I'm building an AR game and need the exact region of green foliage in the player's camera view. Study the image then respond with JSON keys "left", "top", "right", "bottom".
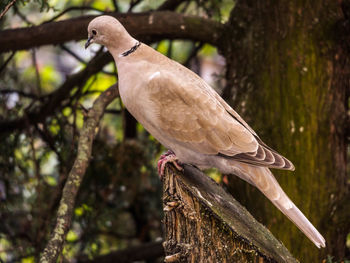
{"left": 0, "top": 0, "right": 51, "bottom": 14}
{"left": 20, "top": 0, "right": 51, "bottom": 12}
{"left": 0, "top": 0, "right": 243, "bottom": 262}
{"left": 63, "top": 138, "right": 163, "bottom": 260}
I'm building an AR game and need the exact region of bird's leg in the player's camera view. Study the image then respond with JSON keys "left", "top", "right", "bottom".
{"left": 157, "top": 150, "right": 183, "bottom": 178}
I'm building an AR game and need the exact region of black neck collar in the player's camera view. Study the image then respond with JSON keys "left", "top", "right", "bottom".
{"left": 120, "top": 41, "right": 141, "bottom": 57}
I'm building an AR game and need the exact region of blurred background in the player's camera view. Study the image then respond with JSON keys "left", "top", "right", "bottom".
{"left": 0, "top": 0, "right": 349, "bottom": 262}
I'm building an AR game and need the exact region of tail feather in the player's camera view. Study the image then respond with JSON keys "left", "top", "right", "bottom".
{"left": 227, "top": 162, "right": 326, "bottom": 248}
{"left": 272, "top": 199, "right": 326, "bottom": 248}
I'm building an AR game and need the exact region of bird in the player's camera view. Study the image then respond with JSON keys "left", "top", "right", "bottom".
{"left": 85, "top": 15, "right": 326, "bottom": 248}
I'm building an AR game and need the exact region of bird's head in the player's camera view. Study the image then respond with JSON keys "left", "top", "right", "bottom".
{"left": 85, "top": 15, "right": 130, "bottom": 49}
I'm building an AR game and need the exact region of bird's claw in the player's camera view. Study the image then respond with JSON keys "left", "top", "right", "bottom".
{"left": 157, "top": 150, "right": 183, "bottom": 179}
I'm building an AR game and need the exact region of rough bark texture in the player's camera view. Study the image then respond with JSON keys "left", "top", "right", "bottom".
{"left": 162, "top": 164, "right": 298, "bottom": 263}
{"left": 39, "top": 84, "right": 119, "bottom": 263}
{"left": 0, "top": 11, "right": 224, "bottom": 53}
{"left": 221, "top": 1, "right": 349, "bottom": 262}
{"left": 1, "top": 3, "right": 346, "bottom": 262}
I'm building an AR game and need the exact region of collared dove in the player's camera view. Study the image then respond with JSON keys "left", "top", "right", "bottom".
{"left": 85, "top": 15, "right": 326, "bottom": 248}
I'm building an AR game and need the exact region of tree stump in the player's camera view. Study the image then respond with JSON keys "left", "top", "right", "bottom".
{"left": 162, "top": 164, "right": 298, "bottom": 263}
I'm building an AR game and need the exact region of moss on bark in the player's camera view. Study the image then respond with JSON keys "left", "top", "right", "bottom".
{"left": 222, "top": 1, "right": 349, "bottom": 262}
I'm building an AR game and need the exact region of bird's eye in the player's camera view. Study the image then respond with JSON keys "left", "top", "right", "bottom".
{"left": 92, "top": 29, "right": 97, "bottom": 35}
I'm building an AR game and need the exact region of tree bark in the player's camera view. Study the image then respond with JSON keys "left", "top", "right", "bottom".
{"left": 1, "top": 3, "right": 347, "bottom": 262}
{"left": 221, "top": 1, "right": 350, "bottom": 262}
{"left": 162, "top": 164, "right": 298, "bottom": 263}
{"left": 39, "top": 84, "right": 119, "bottom": 263}
{"left": 0, "top": 11, "right": 224, "bottom": 53}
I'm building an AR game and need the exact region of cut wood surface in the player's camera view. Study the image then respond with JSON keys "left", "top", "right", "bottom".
{"left": 162, "top": 164, "right": 298, "bottom": 263}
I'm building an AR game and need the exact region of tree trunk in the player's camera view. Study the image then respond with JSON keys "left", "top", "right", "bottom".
{"left": 162, "top": 164, "right": 298, "bottom": 263}
{"left": 221, "top": 1, "right": 349, "bottom": 262}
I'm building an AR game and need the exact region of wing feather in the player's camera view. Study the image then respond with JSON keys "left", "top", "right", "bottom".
{"left": 147, "top": 71, "right": 294, "bottom": 170}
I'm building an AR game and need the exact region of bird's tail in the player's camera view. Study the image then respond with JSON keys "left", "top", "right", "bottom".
{"left": 230, "top": 163, "right": 326, "bottom": 248}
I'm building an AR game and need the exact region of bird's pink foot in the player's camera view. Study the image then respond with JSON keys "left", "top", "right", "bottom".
{"left": 157, "top": 150, "right": 183, "bottom": 178}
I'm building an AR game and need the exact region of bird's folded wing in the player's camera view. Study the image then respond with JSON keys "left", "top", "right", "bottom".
{"left": 147, "top": 72, "right": 294, "bottom": 170}
{"left": 211, "top": 92, "right": 294, "bottom": 170}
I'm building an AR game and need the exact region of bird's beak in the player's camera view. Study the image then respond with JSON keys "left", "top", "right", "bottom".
{"left": 85, "top": 35, "right": 93, "bottom": 49}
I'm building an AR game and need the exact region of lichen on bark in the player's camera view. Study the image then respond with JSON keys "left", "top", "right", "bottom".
{"left": 39, "top": 85, "right": 119, "bottom": 263}
{"left": 222, "top": 1, "right": 349, "bottom": 261}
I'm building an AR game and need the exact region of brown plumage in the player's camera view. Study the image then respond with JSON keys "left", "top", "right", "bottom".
{"left": 85, "top": 15, "right": 325, "bottom": 248}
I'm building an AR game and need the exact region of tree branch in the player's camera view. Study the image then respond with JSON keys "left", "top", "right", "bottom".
{"left": 0, "top": 51, "right": 112, "bottom": 133}
{"left": 157, "top": 0, "right": 186, "bottom": 11}
{"left": 0, "top": 11, "right": 224, "bottom": 134}
{"left": 0, "top": 0, "right": 17, "bottom": 20}
{"left": 0, "top": 51, "right": 15, "bottom": 74}
{"left": 39, "top": 84, "right": 119, "bottom": 263}
{"left": 162, "top": 164, "right": 299, "bottom": 263}
{"left": 42, "top": 6, "right": 104, "bottom": 24}
{"left": 0, "top": 11, "right": 225, "bottom": 53}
